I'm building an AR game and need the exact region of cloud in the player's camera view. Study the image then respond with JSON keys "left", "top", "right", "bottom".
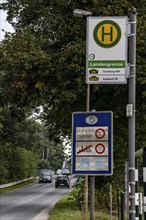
{"left": 0, "top": 10, "right": 14, "bottom": 40}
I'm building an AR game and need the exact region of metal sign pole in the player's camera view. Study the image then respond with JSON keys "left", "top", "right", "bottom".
{"left": 90, "top": 176, "right": 95, "bottom": 220}
{"left": 125, "top": 161, "right": 129, "bottom": 220}
{"left": 85, "top": 85, "right": 96, "bottom": 220}
{"left": 84, "top": 83, "right": 90, "bottom": 220}
{"left": 110, "top": 184, "right": 112, "bottom": 220}
{"left": 143, "top": 148, "right": 146, "bottom": 219}
{"left": 135, "top": 147, "right": 146, "bottom": 219}
{"left": 90, "top": 109, "right": 96, "bottom": 220}
{"left": 135, "top": 157, "right": 139, "bottom": 219}
{"left": 128, "top": 13, "right": 136, "bottom": 220}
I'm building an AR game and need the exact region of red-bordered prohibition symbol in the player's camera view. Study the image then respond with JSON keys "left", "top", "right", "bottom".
{"left": 95, "top": 128, "right": 105, "bottom": 139}
{"left": 95, "top": 143, "right": 105, "bottom": 154}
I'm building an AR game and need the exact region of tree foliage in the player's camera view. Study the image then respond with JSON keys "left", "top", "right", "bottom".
{"left": 0, "top": 107, "right": 64, "bottom": 183}
{"left": 0, "top": 0, "right": 146, "bottom": 196}
{"left": 0, "top": 142, "right": 39, "bottom": 183}
{"left": 0, "top": 32, "right": 51, "bottom": 107}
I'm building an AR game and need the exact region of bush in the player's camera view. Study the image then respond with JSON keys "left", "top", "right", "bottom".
{"left": 0, "top": 143, "right": 13, "bottom": 184}
{"left": 0, "top": 144, "right": 39, "bottom": 184}
{"left": 67, "top": 179, "right": 84, "bottom": 210}
{"left": 14, "top": 148, "right": 39, "bottom": 179}
{"left": 67, "top": 178, "right": 120, "bottom": 212}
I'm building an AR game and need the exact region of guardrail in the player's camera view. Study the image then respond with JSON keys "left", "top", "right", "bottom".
{"left": 0, "top": 177, "right": 34, "bottom": 189}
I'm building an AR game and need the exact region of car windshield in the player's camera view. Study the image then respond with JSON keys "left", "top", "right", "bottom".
{"left": 44, "top": 174, "right": 50, "bottom": 177}
{"left": 58, "top": 176, "right": 67, "bottom": 180}
{"left": 62, "top": 169, "right": 69, "bottom": 173}
{"left": 41, "top": 173, "right": 50, "bottom": 177}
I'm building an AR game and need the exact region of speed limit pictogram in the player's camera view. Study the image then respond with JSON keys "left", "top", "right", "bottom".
{"left": 95, "top": 128, "right": 105, "bottom": 139}
{"left": 95, "top": 143, "right": 105, "bottom": 154}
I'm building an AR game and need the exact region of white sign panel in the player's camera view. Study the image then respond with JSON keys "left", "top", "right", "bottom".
{"left": 86, "top": 16, "right": 128, "bottom": 84}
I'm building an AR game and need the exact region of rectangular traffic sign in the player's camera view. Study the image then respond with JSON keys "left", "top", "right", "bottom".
{"left": 86, "top": 16, "right": 128, "bottom": 84}
{"left": 72, "top": 111, "right": 113, "bottom": 175}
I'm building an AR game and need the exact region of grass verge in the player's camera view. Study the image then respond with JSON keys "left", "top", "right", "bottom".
{"left": 0, "top": 178, "right": 36, "bottom": 194}
{"left": 49, "top": 194, "right": 117, "bottom": 220}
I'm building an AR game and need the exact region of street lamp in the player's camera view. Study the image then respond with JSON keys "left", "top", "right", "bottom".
{"left": 73, "top": 8, "right": 94, "bottom": 220}
{"left": 73, "top": 9, "right": 92, "bottom": 18}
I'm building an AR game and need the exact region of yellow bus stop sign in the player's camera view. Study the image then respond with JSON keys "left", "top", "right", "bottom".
{"left": 93, "top": 20, "right": 122, "bottom": 48}
{"left": 86, "top": 16, "right": 128, "bottom": 84}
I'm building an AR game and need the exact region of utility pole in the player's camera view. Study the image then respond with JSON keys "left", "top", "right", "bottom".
{"left": 128, "top": 13, "right": 136, "bottom": 220}
{"left": 73, "top": 10, "right": 92, "bottom": 220}
{"left": 84, "top": 83, "right": 90, "bottom": 220}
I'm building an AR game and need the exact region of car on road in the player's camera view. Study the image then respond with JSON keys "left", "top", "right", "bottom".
{"left": 55, "top": 175, "right": 70, "bottom": 188}
{"left": 39, "top": 173, "right": 52, "bottom": 183}
{"left": 56, "top": 168, "right": 70, "bottom": 175}
{"left": 62, "top": 169, "right": 70, "bottom": 175}
{"left": 56, "top": 169, "right": 63, "bottom": 175}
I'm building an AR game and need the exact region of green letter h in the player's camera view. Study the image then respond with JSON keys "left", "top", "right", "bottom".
{"left": 102, "top": 26, "right": 113, "bottom": 42}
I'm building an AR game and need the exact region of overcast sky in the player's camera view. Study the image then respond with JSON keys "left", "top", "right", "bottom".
{"left": 0, "top": 7, "right": 14, "bottom": 40}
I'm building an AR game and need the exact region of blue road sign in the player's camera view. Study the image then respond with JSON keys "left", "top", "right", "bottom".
{"left": 72, "top": 111, "right": 113, "bottom": 175}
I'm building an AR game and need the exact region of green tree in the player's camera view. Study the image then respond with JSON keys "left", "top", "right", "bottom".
{"left": 0, "top": 32, "right": 51, "bottom": 108}
{"left": 0, "top": 106, "right": 46, "bottom": 183}
{"left": 0, "top": 0, "right": 145, "bottom": 141}
{"left": 0, "top": 0, "right": 145, "bottom": 204}
{"left": 38, "top": 141, "right": 64, "bottom": 171}
{"left": 0, "top": 142, "right": 39, "bottom": 183}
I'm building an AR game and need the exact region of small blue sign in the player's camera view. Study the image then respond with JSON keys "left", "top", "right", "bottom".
{"left": 72, "top": 111, "right": 113, "bottom": 175}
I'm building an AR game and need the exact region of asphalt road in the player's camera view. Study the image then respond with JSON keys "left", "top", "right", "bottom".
{"left": 0, "top": 176, "right": 76, "bottom": 220}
